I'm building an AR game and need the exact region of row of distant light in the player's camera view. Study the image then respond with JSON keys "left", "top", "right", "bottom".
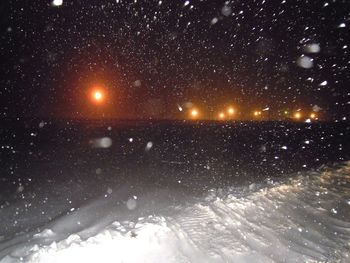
{"left": 189, "top": 107, "right": 318, "bottom": 120}
{"left": 189, "top": 107, "right": 237, "bottom": 119}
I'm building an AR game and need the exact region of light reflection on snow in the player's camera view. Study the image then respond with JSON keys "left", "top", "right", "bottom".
{"left": 26, "top": 222, "right": 186, "bottom": 263}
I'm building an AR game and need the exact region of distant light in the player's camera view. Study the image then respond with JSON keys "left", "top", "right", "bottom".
{"left": 90, "top": 88, "right": 105, "bottom": 104}
{"left": 294, "top": 112, "right": 301, "bottom": 119}
{"left": 310, "top": 113, "right": 316, "bottom": 119}
{"left": 284, "top": 111, "right": 288, "bottom": 115}
{"left": 52, "top": 0, "right": 63, "bottom": 6}
{"left": 190, "top": 109, "right": 198, "bottom": 118}
{"left": 227, "top": 107, "right": 235, "bottom": 115}
{"left": 219, "top": 112, "right": 225, "bottom": 119}
{"left": 338, "top": 23, "right": 346, "bottom": 28}
{"left": 254, "top": 111, "right": 261, "bottom": 117}
{"left": 94, "top": 91, "right": 103, "bottom": 101}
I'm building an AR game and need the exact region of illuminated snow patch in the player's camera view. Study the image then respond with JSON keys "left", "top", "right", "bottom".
{"left": 18, "top": 219, "right": 192, "bottom": 263}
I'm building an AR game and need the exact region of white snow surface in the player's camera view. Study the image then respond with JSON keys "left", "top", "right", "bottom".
{"left": 1, "top": 163, "right": 350, "bottom": 263}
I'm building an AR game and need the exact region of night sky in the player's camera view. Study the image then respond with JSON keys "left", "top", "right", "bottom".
{"left": 1, "top": 0, "right": 349, "bottom": 120}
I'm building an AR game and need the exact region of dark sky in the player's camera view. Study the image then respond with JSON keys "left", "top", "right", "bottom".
{"left": 0, "top": 0, "right": 349, "bottom": 120}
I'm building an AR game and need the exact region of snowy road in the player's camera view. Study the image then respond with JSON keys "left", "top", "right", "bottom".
{"left": 1, "top": 162, "right": 349, "bottom": 263}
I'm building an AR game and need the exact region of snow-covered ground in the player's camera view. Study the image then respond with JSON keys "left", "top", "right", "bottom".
{"left": 1, "top": 162, "right": 349, "bottom": 263}
{"left": 0, "top": 121, "right": 349, "bottom": 262}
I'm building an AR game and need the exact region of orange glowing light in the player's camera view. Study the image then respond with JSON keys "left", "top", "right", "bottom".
{"left": 190, "top": 109, "right": 199, "bottom": 118}
{"left": 227, "top": 107, "right": 235, "bottom": 115}
{"left": 254, "top": 111, "right": 261, "bottom": 117}
{"left": 219, "top": 112, "right": 225, "bottom": 119}
{"left": 310, "top": 113, "right": 316, "bottom": 119}
{"left": 94, "top": 91, "right": 102, "bottom": 100}
{"left": 294, "top": 112, "right": 301, "bottom": 119}
{"left": 91, "top": 89, "right": 105, "bottom": 103}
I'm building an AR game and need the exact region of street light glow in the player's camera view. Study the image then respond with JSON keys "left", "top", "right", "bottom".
{"left": 94, "top": 91, "right": 103, "bottom": 101}
{"left": 219, "top": 112, "right": 225, "bottom": 119}
{"left": 227, "top": 107, "right": 235, "bottom": 115}
{"left": 254, "top": 111, "right": 262, "bottom": 117}
{"left": 90, "top": 88, "right": 105, "bottom": 104}
{"left": 294, "top": 112, "right": 301, "bottom": 119}
{"left": 190, "top": 109, "right": 198, "bottom": 118}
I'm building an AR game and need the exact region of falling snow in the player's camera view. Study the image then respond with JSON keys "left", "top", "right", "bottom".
{"left": 0, "top": 1, "right": 349, "bottom": 262}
